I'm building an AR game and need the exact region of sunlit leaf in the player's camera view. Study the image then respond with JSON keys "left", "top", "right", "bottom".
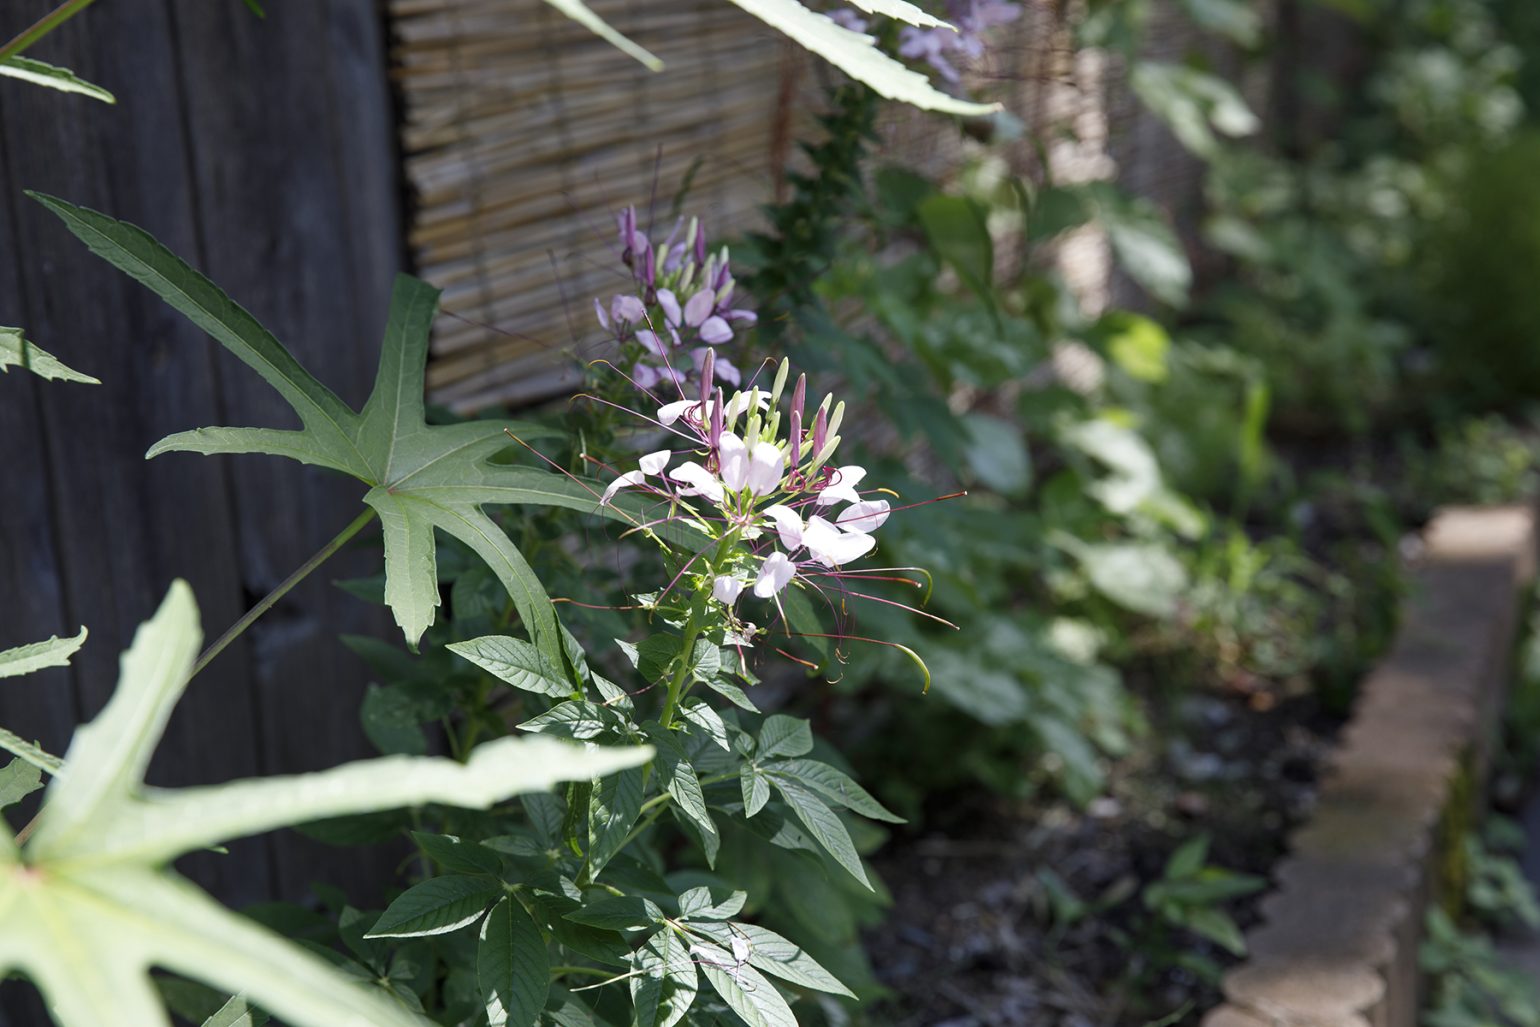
{"left": 0, "top": 56, "right": 114, "bottom": 103}
{"left": 0, "top": 329, "right": 97, "bottom": 384}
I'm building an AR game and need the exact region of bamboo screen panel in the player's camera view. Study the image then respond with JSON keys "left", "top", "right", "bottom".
{"left": 391, "top": 0, "right": 822, "bottom": 411}
{"left": 389, "top": 1, "right": 1193, "bottom": 411}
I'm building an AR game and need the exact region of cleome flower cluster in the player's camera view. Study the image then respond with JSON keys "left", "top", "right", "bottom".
{"left": 601, "top": 352, "right": 892, "bottom": 647}
{"left": 596, "top": 206, "right": 756, "bottom": 392}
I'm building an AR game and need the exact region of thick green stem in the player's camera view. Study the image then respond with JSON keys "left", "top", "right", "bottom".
{"left": 0, "top": 0, "right": 101, "bottom": 62}
{"left": 657, "top": 615, "right": 703, "bottom": 731}
{"left": 190, "top": 507, "right": 377, "bottom": 679}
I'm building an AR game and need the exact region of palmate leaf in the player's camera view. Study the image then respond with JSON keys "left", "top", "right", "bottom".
{"left": 0, "top": 327, "right": 98, "bottom": 384}
{"left": 31, "top": 193, "right": 636, "bottom": 669}
{"left": 0, "top": 581, "right": 652, "bottom": 1027}
{"left": 542, "top": 0, "right": 995, "bottom": 115}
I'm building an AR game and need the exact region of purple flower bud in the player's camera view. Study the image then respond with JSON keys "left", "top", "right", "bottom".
{"left": 710, "top": 387, "right": 725, "bottom": 449}
{"left": 699, "top": 316, "right": 733, "bottom": 345}
{"left": 813, "top": 406, "right": 828, "bottom": 456}
{"left": 642, "top": 248, "right": 657, "bottom": 289}
{"left": 700, "top": 347, "right": 715, "bottom": 406}
{"left": 695, "top": 223, "right": 707, "bottom": 266}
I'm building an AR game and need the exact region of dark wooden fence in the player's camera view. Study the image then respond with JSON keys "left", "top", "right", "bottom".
{"left": 0, "top": 0, "right": 403, "bottom": 948}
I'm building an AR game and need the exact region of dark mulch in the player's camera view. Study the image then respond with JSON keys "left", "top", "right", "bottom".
{"left": 862, "top": 689, "right": 1341, "bottom": 1026}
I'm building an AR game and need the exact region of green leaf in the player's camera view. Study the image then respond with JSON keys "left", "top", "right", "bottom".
{"left": 540, "top": 0, "right": 662, "bottom": 70}
{"left": 0, "top": 729, "right": 62, "bottom": 776}
{"left": 846, "top": 0, "right": 951, "bottom": 26}
{"left": 630, "top": 930, "right": 697, "bottom": 1027}
{"left": 618, "top": 635, "right": 682, "bottom": 683}
{"left": 0, "top": 56, "right": 114, "bottom": 103}
{"left": 678, "top": 887, "right": 746, "bottom": 921}
{"left": 757, "top": 716, "right": 813, "bottom": 760}
{"left": 1073, "top": 541, "right": 1189, "bottom": 618}
{"left": 479, "top": 896, "right": 549, "bottom": 1027}
{"left": 918, "top": 194, "right": 994, "bottom": 299}
{"left": 688, "top": 921, "right": 855, "bottom": 998}
{"left": 780, "top": 586, "right": 832, "bottom": 672}
{"left": 1130, "top": 62, "right": 1258, "bottom": 159}
{"left": 699, "top": 676, "right": 759, "bottom": 713}
{"left": 199, "top": 994, "right": 269, "bottom": 1027}
{"left": 0, "top": 759, "right": 42, "bottom": 810}
{"left": 412, "top": 832, "right": 503, "bottom": 876}
{"left": 450, "top": 635, "right": 574, "bottom": 697}
{"left": 1178, "top": 0, "right": 1261, "bottom": 46}
{"left": 1182, "top": 906, "right": 1248, "bottom": 956}
{"left": 0, "top": 575, "right": 638, "bottom": 1027}
{"left": 762, "top": 759, "right": 903, "bottom": 824}
{"left": 767, "top": 777, "right": 871, "bottom": 889}
{"left": 520, "top": 701, "right": 629, "bottom": 742}
{"left": 365, "top": 876, "right": 502, "bottom": 938}
{"left": 0, "top": 627, "right": 88, "bottom": 678}
{"left": 740, "top": 765, "right": 770, "bottom": 818}
{"left": 678, "top": 699, "right": 729, "bottom": 751}
{"left": 563, "top": 895, "right": 665, "bottom": 931}
{"left": 0, "top": 329, "right": 98, "bottom": 384}
{"left": 644, "top": 727, "right": 719, "bottom": 863}
{"left": 360, "top": 683, "right": 429, "bottom": 756}
{"left": 720, "top": 0, "right": 997, "bottom": 116}
{"left": 586, "top": 767, "right": 643, "bottom": 876}
{"left": 961, "top": 413, "right": 1031, "bottom": 496}
{"left": 30, "top": 195, "right": 628, "bottom": 671}
{"left": 693, "top": 939, "right": 798, "bottom": 1027}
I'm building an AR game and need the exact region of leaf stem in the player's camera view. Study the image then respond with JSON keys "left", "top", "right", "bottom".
{"left": 190, "top": 507, "right": 378, "bottom": 679}
{"left": 0, "top": 0, "right": 101, "bottom": 62}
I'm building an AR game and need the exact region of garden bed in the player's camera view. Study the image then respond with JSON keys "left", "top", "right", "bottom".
{"left": 861, "top": 504, "right": 1538, "bottom": 1027}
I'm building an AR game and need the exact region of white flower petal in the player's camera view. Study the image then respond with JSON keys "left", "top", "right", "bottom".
{"left": 753, "top": 551, "right": 796, "bottom": 598}
{"left": 816, "top": 465, "right": 868, "bottom": 506}
{"left": 639, "top": 450, "right": 671, "bottom": 476}
{"left": 746, "top": 442, "right": 786, "bottom": 496}
{"left": 837, "top": 499, "right": 890, "bottom": 533}
{"left": 718, "top": 432, "right": 750, "bottom": 492}
{"left": 670, "top": 462, "right": 724, "bottom": 504}
{"left": 762, "top": 504, "right": 804, "bottom": 550}
{"left": 712, "top": 575, "right": 745, "bottom": 605}
{"left": 658, "top": 399, "right": 701, "bottom": 426}
{"left": 601, "top": 469, "right": 646, "bottom": 504}
{"left": 804, "top": 515, "right": 875, "bottom": 567}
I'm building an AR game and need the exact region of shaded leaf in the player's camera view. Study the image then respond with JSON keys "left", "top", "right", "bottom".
{"left": 0, "top": 329, "right": 97, "bottom": 384}
{"left": 365, "top": 876, "right": 502, "bottom": 938}
{"left": 480, "top": 896, "right": 549, "bottom": 1027}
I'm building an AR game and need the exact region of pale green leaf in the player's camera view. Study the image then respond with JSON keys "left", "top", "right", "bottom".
{"left": 678, "top": 698, "right": 729, "bottom": 751}
{"left": 449, "top": 635, "right": 573, "bottom": 698}
{"left": 366, "top": 491, "right": 441, "bottom": 647}
{"left": 0, "top": 56, "right": 114, "bottom": 103}
{"left": 0, "top": 759, "right": 42, "bottom": 810}
{"left": 540, "top": 0, "right": 662, "bottom": 70}
{"left": 740, "top": 765, "right": 770, "bottom": 818}
{"left": 479, "top": 896, "right": 549, "bottom": 1027}
{"left": 693, "top": 940, "right": 797, "bottom": 1027}
{"left": 366, "top": 876, "right": 502, "bottom": 938}
{"left": 0, "top": 582, "right": 651, "bottom": 1027}
{"left": 0, "top": 627, "right": 87, "bottom": 678}
{"left": 722, "top": 0, "right": 997, "bottom": 116}
{"left": 0, "top": 328, "right": 98, "bottom": 384}
{"left": 0, "top": 728, "right": 62, "bottom": 776}
{"left": 846, "top": 0, "right": 952, "bottom": 28}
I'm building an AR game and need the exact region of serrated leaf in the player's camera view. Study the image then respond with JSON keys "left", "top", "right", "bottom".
{"left": 412, "top": 832, "right": 504, "bottom": 876}
{"left": 630, "top": 930, "right": 697, "bottom": 1027}
{"left": 520, "top": 701, "right": 629, "bottom": 742}
{"left": 693, "top": 940, "right": 797, "bottom": 1027}
{"left": 846, "top": 0, "right": 951, "bottom": 27}
{"left": 0, "top": 586, "right": 644, "bottom": 1027}
{"left": 0, "top": 759, "right": 42, "bottom": 810}
{"left": 0, "top": 729, "right": 62, "bottom": 776}
{"left": 767, "top": 778, "right": 871, "bottom": 889}
{"left": 740, "top": 765, "right": 770, "bottom": 818}
{"left": 688, "top": 921, "right": 855, "bottom": 998}
{"left": 678, "top": 887, "right": 746, "bottom": 921}
{"left": 480, "top": 896, "right": 549, "bottom": 1027}
{"left": 365, "top": 876, "right": 502, "bottom": 938}
{"left": 722, "top": 0, "right": 996, "bottom": 116}
{"left": 0, "top": 56, "right": 114, "bottom": 103}
{"left": 757, "top": 716, "right": 813, "bottom": 760}
{"left": 30, "top": 195, "right": 643, "bottom": 672}
{"left": 586, "top": 767, "right": 642, "bottom": 876}
{"left": 450, "top": 635, "right": 574, "bottom": 698}
{"left": 762, "top": 759, "right": 902, "bottom": 823}
{"left": 0, "top": 627, "right": 88, "bottom": 680}
{"left": 0, "top": 329, "right": 98, "bottom": 384}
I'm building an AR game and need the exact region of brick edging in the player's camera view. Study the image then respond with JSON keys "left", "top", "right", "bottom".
{"left": 1202, "top": 505, "right": 1538, "bottom": 1027}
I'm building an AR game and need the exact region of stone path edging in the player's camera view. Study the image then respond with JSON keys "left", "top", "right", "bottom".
{"left": 1201, "top": 504, "right": 1537, "bottom": 1027}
